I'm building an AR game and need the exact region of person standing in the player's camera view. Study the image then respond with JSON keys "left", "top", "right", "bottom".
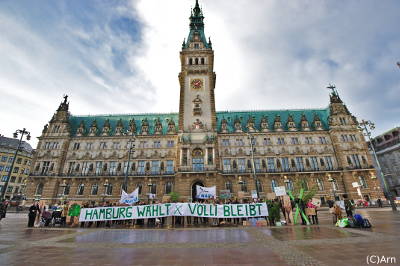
{"left": 28, "top": 201, "right": 40, "bottom": 227}
{"left": 0, "top": 200, "right": 7, "bottom": 221}
{"left": 343, "top": 194, "right": 354, "bottom": 217}
{"left": 377, "top": 198, "right": 383, "bottom": 208}
{"left": 306, "top": 199, "right": 318, "bottom": 225}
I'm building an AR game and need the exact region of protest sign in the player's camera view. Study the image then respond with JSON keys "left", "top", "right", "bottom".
{"left": 266, "top": 193, "right": 276, "bottom": 200}
{"left": 274, "top": 186, "right": 286, "bottom": 197}
{"left": 119, "top": 188, "right": 139, "bottom": 205}
{"left": 196, "top": 185, "right": 216, "bottom": 199}
{"left": 79, "top": 202, "right": 268, "bottom": 222}
{"left": 219, "top": 190, "right": 231, "bottom": 199}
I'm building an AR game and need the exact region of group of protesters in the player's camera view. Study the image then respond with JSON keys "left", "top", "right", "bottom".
{"left": 23, "top": 195, "right": 324, "bottom": 228}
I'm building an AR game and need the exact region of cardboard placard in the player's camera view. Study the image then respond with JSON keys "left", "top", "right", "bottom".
{"left": 162, "top": 195, "right": 171, "bottom": 203}
{"left": 267, "top": 192, "right": 276, "bottom": 200}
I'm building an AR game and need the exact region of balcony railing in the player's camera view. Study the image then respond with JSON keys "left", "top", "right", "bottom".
{"left": 30, "top": 170, "right": 176, "bottom": 177}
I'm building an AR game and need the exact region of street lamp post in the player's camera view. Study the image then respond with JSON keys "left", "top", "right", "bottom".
{"left": 247, "top": 133, "right": 259, "bottom": 199}
{"left": 0, "top": 128, "right": 31, "bottom": 200}
{"left": 358, "top": 120, "right": 397, "bottom": 211}
{"left": 123, "top": 132, "right": 136, "bottom": 192}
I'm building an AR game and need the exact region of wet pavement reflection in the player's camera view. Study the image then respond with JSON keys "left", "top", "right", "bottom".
{"left": 64, "top": 228, "right": 251, "bottom": 244}
{"left": 263, "top": 227, "right": 361, "bottom": 241}
{"left": 0, "top": 208, "right": 399, "bottom": 266}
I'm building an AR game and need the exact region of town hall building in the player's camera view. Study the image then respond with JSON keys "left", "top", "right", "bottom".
{"left": 26, "top": 1, "right": 383, "bottom": 205}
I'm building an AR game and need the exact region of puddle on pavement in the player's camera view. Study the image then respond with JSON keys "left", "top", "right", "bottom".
{"left": 261, "top": 226, "right": 361, "bottom": 241}
{"left": 61, "top": 229, "right": 251, "bottom": 244}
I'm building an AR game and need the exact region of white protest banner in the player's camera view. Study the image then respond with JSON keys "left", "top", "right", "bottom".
{"left": 79, "top": 202, "right": 269, "bottom": 222}
{"left": 196, "top": 185, "right": 216, "bottom": 199}
{"left": 119, "top": 188, "right": 139, "bottom": 205}
{"left": 274, "top": 186, "right": 286, "bottom": 197}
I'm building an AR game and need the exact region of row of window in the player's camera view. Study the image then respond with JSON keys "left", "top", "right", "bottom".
{"left": 43, "top": 141, "right": 60, "bottom": 149}
{"left": 188, "top": 57, "right": 206, "bottom": 65}
{"left": 341, "top": 134, "right": 358, "bottom": 142}
{"left": 0, "top": 165, "right": 30, "bottom": 175}
{"left": 222, "top": 156, "right": 335, "bottom": 172}
{"left": 346, "top": 154, "right": 368, "bottom": 168}
{"left": 1, "top": 176, "right": 25, "bottom": 183}
{"left": 221, "top": 136, "right": 329, "bottom": 147}
{"left": 71, "top": 140, "right": 175, "bottom": 151}
{"left": 223, "top": 175, "right": 369, "bottom": 193}
{"left": 35, "top": 181, "right": 174, "bottom": 196}
{"left": 1, "top": 156, "right": 31, "bottom": 165}
{"left": 0, "top": 185, "right": 19, "bottom": 194}
{"left": 64, "top": 160, "right": 175, "bottom": 175}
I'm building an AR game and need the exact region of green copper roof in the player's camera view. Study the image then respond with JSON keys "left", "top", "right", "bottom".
{"left": 216, "top": 108, "right": 330, "bottom": 132}
{"left": 69, "top": 108, "right": 330, "bottom": 136}
{"left": 69, "top": 113, "right": 179, "bottom": 137}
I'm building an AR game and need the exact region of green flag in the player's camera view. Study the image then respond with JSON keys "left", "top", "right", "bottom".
{"left": 68, "top": 204, "right": 81, "bottom": 217}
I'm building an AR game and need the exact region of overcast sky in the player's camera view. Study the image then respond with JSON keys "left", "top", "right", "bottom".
{"left": 0, "top": 0, "right": 399, "bottom": 147}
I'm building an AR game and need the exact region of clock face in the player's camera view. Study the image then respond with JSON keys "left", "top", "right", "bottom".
{"left": 191, "top": 79, "right": 203, "bottom": 89}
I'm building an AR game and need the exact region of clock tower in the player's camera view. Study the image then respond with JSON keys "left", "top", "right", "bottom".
{"left": 178, "top": 0, "right": 216, "bottom": 134}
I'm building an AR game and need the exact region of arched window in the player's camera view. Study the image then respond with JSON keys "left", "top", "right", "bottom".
{"left": 271, "top": 179, "right": 278, "bottom": 192}
{"left": 201, "top": 58, "right": 205, "bottom": 64}
{"left": 150, "top": 183, "right": 157, "bottom": 194}
{"left": 240, "top": 181, "right": 247, "bottom": 192}
{"left": 301, "top": 179, "right": 309, "bottom": 191}
{"left": 225, "top": 181, "right": 233, "bottom": 192}
{"left": 276, "top": 159, "right": 281, "bottom": 169}
{"left": 189, "top": 58, "right": 193, "bottom": 65}
{"left": 106, "top": 183, "right": 113, "bottom": 195}
{"left": 165, "top": 181, "right": 173, "bottom": 194}
{"left": 247, "top": 160, "right": 252, "bottom": 169}
{"left": 256, "top": 179, "right": 263, "bottom": 192}
{"left": 285, "top": 179, "right": 293, "bottom": 191}
{"left": 316, "top": 178, "right": 324, "bottom": 191}
{"left": 103, "top": 163, "right": 108, "bottom": 171}
{"left": 137, "top": 183, "right": 143, "bottom": 194}
{"left": 347, "top": 156, "right": 353, "bottom": 165}
{"left": 359, "top": 176, "right": 368, "bottom": 189}
{"left": 232, "top": 160, "right": 237, "bottom": 169}
{"left": 291, "top": 159, "right": 296, "bottom": 168}
{"left": 63, "top": 184, "right": 70, "bottom": 195}
{"left": 361, "top": 156, "right": 367, "bottom": 165}
{"left": 91, "top": 184, "right": 98, "bottom": 195}
{"left": 195, "top": 58, "right": 199, "bottom": 65}
{"left": 77, "top": 184, "right": 85, "bottom": 195}
{"left": 320, "top": 158, "right": 325, "bottom": 167}
{"left": 192, "top": 148, "right": 204, "bottom": 171}
{"left": 35, "top": 183, "right": 44, "bottom": 195}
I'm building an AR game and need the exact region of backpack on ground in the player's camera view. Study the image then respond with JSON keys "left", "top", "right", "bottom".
{"left": 362, "top": 218, "right": 372, "bottom": 228}
{"left": 353, "top": 214, "right": 363, "bottom": 227}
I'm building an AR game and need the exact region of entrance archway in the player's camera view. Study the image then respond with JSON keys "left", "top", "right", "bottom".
{"left": 191, "top": 181, "right": 204, "bottom": 202}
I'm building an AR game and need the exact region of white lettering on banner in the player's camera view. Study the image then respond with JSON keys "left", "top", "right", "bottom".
{"left": 196, "top": 185, "right": 216, "bottom": 199}
{"left": 79, "top": 203, "right": 269, "bottom": 222}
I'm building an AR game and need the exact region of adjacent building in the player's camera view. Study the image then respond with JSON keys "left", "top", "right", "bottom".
{"left": 370, "top": 127, "right": 400, "bottom": 197}
{"left": 0, "top": 136, "right": 33, "bottom": 199}
{"left": 26, "top": 0, "right": 383, "bottom": 205}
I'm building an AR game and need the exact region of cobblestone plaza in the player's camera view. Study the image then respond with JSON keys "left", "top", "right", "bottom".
{"left": 0, "top": 208, "right": 399, "bottom": 266}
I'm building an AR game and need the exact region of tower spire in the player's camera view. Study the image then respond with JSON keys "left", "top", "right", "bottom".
{"left": 182, "top": 0, "right": 211, "bottom": 50}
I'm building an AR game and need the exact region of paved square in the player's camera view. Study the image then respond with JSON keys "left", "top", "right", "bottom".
{"left": 0, "top": 208, "right": 399, "bottom": 266}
